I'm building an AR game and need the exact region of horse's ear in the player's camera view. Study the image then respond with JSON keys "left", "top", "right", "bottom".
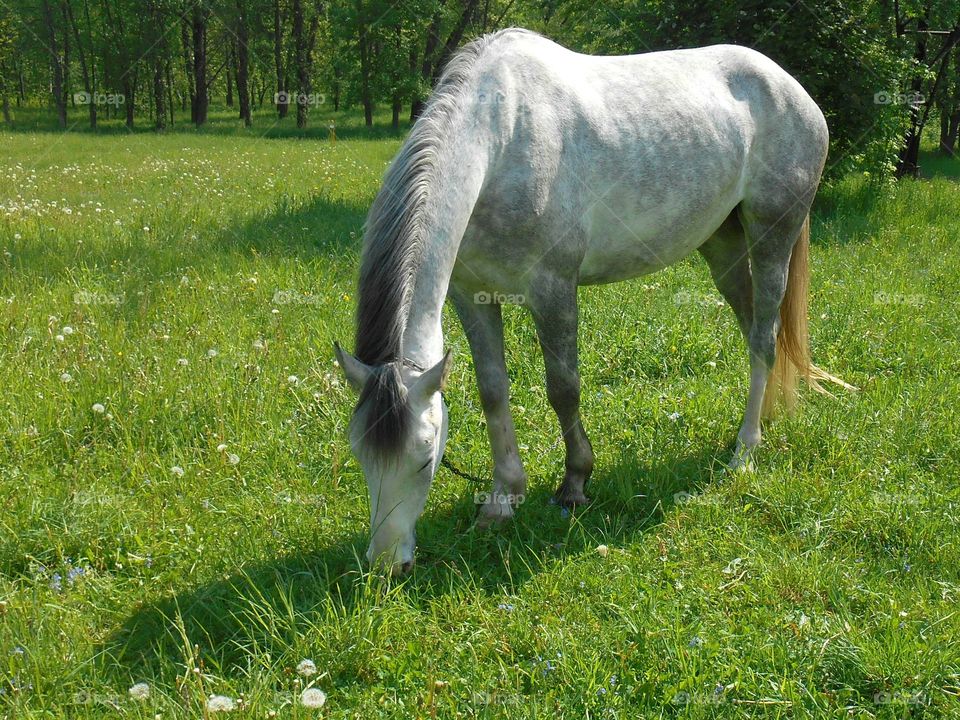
{"left": 410, "top": 350, "right": 452, "bottom": 401}
{"left": 334, "top": 342, "right": 372, "bottom": 392}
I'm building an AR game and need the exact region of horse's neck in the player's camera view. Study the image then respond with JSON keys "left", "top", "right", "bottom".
{"left": 401, "top": 145, "right": 486, "bottom": 370}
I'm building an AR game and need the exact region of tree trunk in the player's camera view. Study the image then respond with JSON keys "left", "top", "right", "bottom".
{"left": 359, "top": 24, "right": 373, "bottom": 126}
{"left": 124, "top": 77, "right": 134, "bottom": 128}
{"left": 0, "top": 61, "right": 10, "bottom": 123}
{"left": 192, "top": 4, "right": 208, "bottom": 126}
{"left": 181, "top": 17, "right": 193, "bottom": 115}
{"left": 41, "top": 0, "right": 68, "bottom": 128}
{"left": 66, "top": 0, "right": 96, "bottom": 129}
{"left": 273, "top": 0, "right": 288, "bottom": 118}
{"left": 392, "top": 93, "right": 401, "bottom": 129}
{"left": 226, "top": 46, "right": 234, "bottom": 107}
{"left": 153, "top": 59, "right": 167, "bottom": 130}
{"left": 896, "top": 7, "right": 931, "bottom": 178}
{"left": 236, "top": 0, "right": 252, "bottom": 126}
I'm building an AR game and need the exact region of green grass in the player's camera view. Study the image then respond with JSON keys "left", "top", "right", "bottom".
{"left": 1, "top": 117, "right": 959, "bottom": 719}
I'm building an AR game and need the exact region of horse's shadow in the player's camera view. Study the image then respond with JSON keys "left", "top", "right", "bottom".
{"left": 100, "top": 441, "right": 729, "bottom": 677}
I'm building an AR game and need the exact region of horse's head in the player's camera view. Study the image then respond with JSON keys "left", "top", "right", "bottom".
{"left": 335, "top": 344, "right": 451, "bottom": 575}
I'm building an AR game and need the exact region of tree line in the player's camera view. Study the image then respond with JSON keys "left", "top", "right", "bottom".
{"left": 1, "top": 0, "right": 959, "bottom": 178}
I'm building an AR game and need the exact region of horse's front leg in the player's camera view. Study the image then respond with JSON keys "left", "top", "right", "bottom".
{"left": 450, "top": 289, "right": 528, "bottom": 527}
{"left": 527, "top": 274, "right": 594, "bottom": 507}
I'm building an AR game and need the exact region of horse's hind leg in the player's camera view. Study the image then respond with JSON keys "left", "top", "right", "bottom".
{"left": 732, "top": 198, "right": 811, "bottom": 469}
{"left": 698, "top": 211, "right": 753, "bottom": 339}
{"left": 450, "top": 287, "right": 528, "bottom": 526}
{"left": 527, "top": 273, "right": 594, "bottom": 506}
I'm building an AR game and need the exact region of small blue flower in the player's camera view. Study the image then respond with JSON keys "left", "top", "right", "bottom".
{"left": 688, "top": 636, "right": 703, "bottom": 649}
{"left": 497, "top": 603, "right": 515, "bottom": 612}
{"left": 49, "top": 573, "right": 62, "bottom": 591}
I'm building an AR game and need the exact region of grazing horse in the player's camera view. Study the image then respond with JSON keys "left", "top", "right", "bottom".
{"left": 335, "top": 28, "right": 851, "bottom": 574}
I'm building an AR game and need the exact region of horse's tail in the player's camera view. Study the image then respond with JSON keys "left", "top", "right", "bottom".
{"left": 761, "top": 214, "right": 855, "bottom": 418}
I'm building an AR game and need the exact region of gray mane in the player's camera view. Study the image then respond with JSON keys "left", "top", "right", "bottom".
{"left": 352, "top": 28, "right": 534, "bottom": 453}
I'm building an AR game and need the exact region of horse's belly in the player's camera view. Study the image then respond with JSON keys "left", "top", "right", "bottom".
{"left": 578, "top": 185, "right": 741, "bottom": 285}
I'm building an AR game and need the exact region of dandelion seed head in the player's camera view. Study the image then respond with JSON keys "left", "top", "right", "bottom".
{"left": 206, "top": 695, "right": 235, "bottom": 712}
{"left": 300, "top": 688, "right": 326, "bottom": 709}
{"left": 296, "top": 659, "right": 317, "bottom": 677}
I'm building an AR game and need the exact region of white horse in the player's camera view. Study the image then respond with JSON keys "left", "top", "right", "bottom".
{"left": 334, "top": 28, "right": 851, "bottom": 574}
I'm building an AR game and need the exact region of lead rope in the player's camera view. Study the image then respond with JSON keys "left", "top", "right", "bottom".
{"left": 440, "top": 455, "right": 487, "bottom": 485}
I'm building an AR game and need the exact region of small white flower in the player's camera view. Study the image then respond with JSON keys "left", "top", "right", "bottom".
{"left": 91, "top": 403, "right": 105, "bottom": 414}
{"left": 142, "top": 226, "right": 150, "bottom": 232}
{"left": 596, "top": 544, "right": 609, "bottom": 558}
{"left": 207, "top": 348, "right": 218, "bottom": 358}
{"left": 668, "top": 412, "right": 681, "bottom": 422}
{"left": 171, "top": 466, "right": 185, "bottom": 477}
{"left": 177, "top": 358, "right": 188, "bottom": 366}
{"left": 60, "top": 372, "right": 72, "bottom": 383}
{"left": 252, "top": 339, "right": 265, "bottom": 350}
{"left": 206, "top": 695, "right": 235, "bottom": 712}
{"left": 216, "top": 443, "right": 228, "bottom": 453}
{"left": 63, "top": 326, "right": 74, "bottom": 335}
{"left": 287, "top": 375, "right": 299, "bottom": 385}
{"left": 14, "top": 233, "right": 21, "bottom": 240}
{"left": 300, "top": 688, "right": 326, "bottom": 709}
{"left": 227, "top": 453, "right": 240, "bottom": 466}
{"left": 180, "top": 275, "right": 190, "bottom": 286}
{"left": 128, "top": 682, "right": 150, "bottom": 701}
{"left": 55, "top": 334, "right": 65, "bottom": 342}
{"left": 271, "top": 308, "right": 279, "bottom": 315}
{"left": 297, "top": 659, "right": 317, "bottom": 677}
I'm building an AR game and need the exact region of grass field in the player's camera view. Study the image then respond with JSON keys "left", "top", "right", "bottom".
{"left": 1, "top": 111, "right": 959, "bottom": 718}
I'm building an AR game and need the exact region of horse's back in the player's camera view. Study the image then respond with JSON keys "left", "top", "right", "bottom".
{"left": 456, "top": 31, "right": 828, "bottom": 288}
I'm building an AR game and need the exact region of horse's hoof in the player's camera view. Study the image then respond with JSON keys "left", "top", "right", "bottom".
{"left": 475, "top": 499, "right": 514, "bottom": 529}
{"left": 554, "top": 488, "right": 590, "bottom": 508}
{"left": 727, "top": 445, "right": 756, "bottom": 474}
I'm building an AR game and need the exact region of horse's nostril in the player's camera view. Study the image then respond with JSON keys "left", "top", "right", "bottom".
{"left": 401, "top": 560, "right": 414, "bottom": 573}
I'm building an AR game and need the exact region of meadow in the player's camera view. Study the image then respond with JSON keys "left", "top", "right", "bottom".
{"left": 1, "top": 107, "right": 959, "bottom": 718}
